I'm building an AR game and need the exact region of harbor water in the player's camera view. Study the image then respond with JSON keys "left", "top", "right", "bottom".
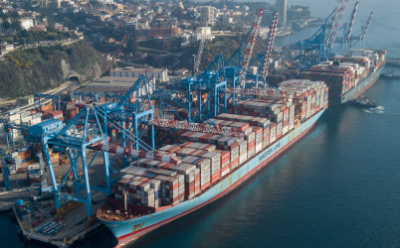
{"left": 1, "top": 0, "right": 400, "bottom": 247}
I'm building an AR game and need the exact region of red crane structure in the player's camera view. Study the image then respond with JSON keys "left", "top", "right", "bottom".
{"left": 346, "top": 1, "right": 359, "bottom": 48}
{"left": 238, "top": 9, "right": 264, "bottom": 88}
{"left": 329, "top": 0, "right": 350, "bottom": 49}
{"left": 361, "top": 12, "right": 373, "bottom": 48}
{"left": 260, "top": 12, "right": 279, "bottom": 83}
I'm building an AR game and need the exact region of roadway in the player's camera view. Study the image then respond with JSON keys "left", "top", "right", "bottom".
{"left": 0, "top": 78, "right": 89, "bottom": 115}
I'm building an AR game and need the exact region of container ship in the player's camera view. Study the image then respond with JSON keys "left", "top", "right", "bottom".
{"left": 266, "top": 49, "right": 386, "bottom": 106}
{"left": 301, "top": 49, "right": 386, "bottom": 106}
{"left": 96, "top": 80, "right": 329, "bottom": 247}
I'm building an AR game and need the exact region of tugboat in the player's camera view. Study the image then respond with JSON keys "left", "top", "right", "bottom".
{"left": 380, "top": 70, "right": 400, "bottom": 79}
{"left": 352, "top": 94, "right": 378, "bottom": 108}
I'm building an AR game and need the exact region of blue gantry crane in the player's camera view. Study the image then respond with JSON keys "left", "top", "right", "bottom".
{"left": 34, "top": 92, "right": 61, "bottom": 111}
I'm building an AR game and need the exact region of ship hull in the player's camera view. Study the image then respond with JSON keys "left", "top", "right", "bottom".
{"left": 329, "top": 66, "right": 385, "bottom": 106}
{"left": 99, "top": 109, "right": 326, "bottom": 247}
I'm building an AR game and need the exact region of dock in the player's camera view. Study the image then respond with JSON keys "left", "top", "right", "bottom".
{"left": 386, "top": 58, "right": 400, "bottom": 66}
{"left": 12, "top": 193, "right": 105, "bottom": 248}
{"left": 0, "top": 142, "right": 121, "bottom": 247}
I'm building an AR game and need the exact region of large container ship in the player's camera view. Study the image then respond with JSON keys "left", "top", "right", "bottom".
{"left": 96, "top": 80, "right": 329, "bottom": 247}
{"left": 301, "top": 49, "right": 386, "bottom": 106}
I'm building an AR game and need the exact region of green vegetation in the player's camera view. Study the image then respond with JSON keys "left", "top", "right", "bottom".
{"left": 0, "top": 41, "right": 108, "bottom": 99}
{"left": 0, "top": 30, "right": 77, "bottom": 45}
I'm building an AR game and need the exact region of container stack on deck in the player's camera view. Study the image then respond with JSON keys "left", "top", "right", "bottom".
{"left": 106, "top": 80, "right": 328, "bottom": 214}
{"left": 302, "top": 49, "right": 386, "bottom": 99}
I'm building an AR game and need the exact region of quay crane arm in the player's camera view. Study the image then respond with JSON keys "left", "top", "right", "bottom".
{"left": 146, "top": 117, "right": 243, "bottom": 137}
{"left": 238, "top": 8, "right": 264, "bottom": 88}
{"left": 260, "top": 12, "right": 279, "bottom": 82}
{"left": 324, "top": 0, "right": 343, "bottom": 50}
{"left": 330, "top": 0, "right": 349, "bottom": 48}
{"left": 224, "top": 87, "right": 298, "bottom": 99}
{"left": 194, "top": 34, "right": 206, "bottom": 73}
{"left": 362, "top": 12, "right": 373, "bottom": 39}
{"left": 346, "top": 2, "right": 359, "bottom": 43}
{"left": 113, "top": 34, "right": 128, "bottom": 64}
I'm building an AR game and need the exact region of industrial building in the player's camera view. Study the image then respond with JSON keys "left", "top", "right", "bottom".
{"left": 110, "top": 67, "right": 169, "bottom": 82}
{"left": 70, "top": 76, "right": 155, "bottom": 102}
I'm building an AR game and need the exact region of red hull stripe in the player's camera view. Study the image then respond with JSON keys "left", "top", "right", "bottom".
{"left": 117, "top": 123, "right": 316, "bottom": 242}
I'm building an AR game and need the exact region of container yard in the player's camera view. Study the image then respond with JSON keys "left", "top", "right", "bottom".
{"left": 0, "top": 2, "right": 385, "bottom": 248}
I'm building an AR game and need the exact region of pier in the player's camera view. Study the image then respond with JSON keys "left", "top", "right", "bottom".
{"left": 386, "top": 58, "right": 400, "bottom": 66}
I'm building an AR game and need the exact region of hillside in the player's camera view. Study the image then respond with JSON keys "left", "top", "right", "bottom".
{"left": 0, "top": 40, "right": 109, "bottom": 99}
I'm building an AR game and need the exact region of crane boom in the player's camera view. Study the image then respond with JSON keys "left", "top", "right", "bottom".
{"left": 346, "top": 2, "right": 359, "bottom": 43}
{"left": 324, "top": 0, "right": 343, "bottom": 50}
{"left": 225, "top": 87, "right": 300, "bottom": 98}
{"left": 238, "top": 8, "right": 264, "bottom": 88}
{"left": 330, "top": 0, "right": 349, "bottom": 48}
{"left": 147, "top": 118, "right": 243, "bottom": 137}
{"left": 194, "top": 35, "right": 206, "bottom": 73}
{"left": 362, "top": 12, "right": 373, "bottom": 39}
{"left": 261, "top": 12, "right": 279, "bottom": 80}
{"left": 113, "top": 34, "right": 128, "bottom": 63}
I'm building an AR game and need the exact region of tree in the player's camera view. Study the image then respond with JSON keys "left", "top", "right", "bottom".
{"left": 124, "top": 37, "right": 138, "bottom": 54}
{"left": 2, "top": 20, "right": 11, "bottom": 35}
{"left": 10, "top": 12, "right": 22, "bottom": 33}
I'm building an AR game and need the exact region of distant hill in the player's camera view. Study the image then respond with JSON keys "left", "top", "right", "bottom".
{"left": 0, "top": 40, "right": 109, "bottom": 99}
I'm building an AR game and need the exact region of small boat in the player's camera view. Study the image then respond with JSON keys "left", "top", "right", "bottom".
{"left": 352, "top": 94, "right": 378, "bottom": 108}
{"left": 380, "top": 70, "right": 400, "bottom": 79}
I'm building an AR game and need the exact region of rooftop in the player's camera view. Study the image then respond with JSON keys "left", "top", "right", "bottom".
{"left": 112, "top": 67, "right": 166, "bottom": 73}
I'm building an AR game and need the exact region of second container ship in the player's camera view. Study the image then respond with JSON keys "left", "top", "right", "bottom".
{"left": 301, "top": 49, "right": 386, "bottom": 106}
{"left": 96, "top": 79, "right": 329, "bottom": 247}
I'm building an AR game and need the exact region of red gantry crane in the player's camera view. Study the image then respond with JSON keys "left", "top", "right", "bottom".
{"left": 329, "top": 0, "right": 350, "bottom": 49}
{"left": 324, "top": 0, "right": 343, "bottom": 51}
{"left": 260, "top": 12, "right": 279, "bottom": 84}
{"left": 238, "top": 8, "right": 264, "bottom": 88}
{"left": 361, "top": 12, "right": 373, "bottom": 49}
{"left": 345, "top": 2, "right": 359, "bottom": 49}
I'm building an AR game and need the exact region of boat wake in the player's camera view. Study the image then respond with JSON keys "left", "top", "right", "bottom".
{"left": 364, "top": 106, "right": 385, "bottom": 114}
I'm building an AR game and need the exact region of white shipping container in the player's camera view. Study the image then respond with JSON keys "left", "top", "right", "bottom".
{"left": 248, "top": 148, "right": 255, "bottom": 158}
{"left": 239, "top": 153, "right": 247, "bottom": 165}
{"left": 282, "top": 126, "right": 289, "bottom": 135}
{"left": 31, "top": 118, "right": 42, "bottom": 125}
{"left": 221, "top": 167, "right": 230, "bottom": 177}
{"left": 21, "top": 116, "right": 32, "bottom": 123}
{"left": 8, "top": 114, "right": 20, "bottom": 122}
{"left": 256, "top": 143, "right": 262, "bottom": 153}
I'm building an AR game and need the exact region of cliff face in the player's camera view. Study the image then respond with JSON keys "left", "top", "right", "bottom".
{"left": 0, "top": 40, "right": 108, "bottom": 99}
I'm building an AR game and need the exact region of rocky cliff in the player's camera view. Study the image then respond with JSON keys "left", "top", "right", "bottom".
{"left": 0, "top": 40, "right": 109, "bottom": 99}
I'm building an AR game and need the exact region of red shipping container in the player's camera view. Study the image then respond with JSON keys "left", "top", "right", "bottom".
{"left": 211, "top": 172, "right": 220, "bottom": 184}
{"left": 283, "top": 119, "right": 289, "bottom": 126}
{"left": 248, "top": 140, "right": 256, "bottom": 150}
{"left": 201, "top": 181, "right": 210, "bottom": 192}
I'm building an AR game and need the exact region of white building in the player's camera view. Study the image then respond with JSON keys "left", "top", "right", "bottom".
{"left": 21, "top": 18, "right": 35, "bottom": 30}
{"left": 200, "top": 6, "right": 215, "bottom": 25}
{"left": 181, "top": 27, "right": 215, "bottom": 47}
{"left": 276, "top": 0, "right": 287, "bottom": 27}
{"left": 2, "top": 43, "right": 14, "bottom": 52}
{"left": 195, "top": 27, "right": 214, "bottom": 42}
{"left": 258, "top": 27, "right": 270, "bottom": 37}
{"left": 0, "top": 18, "right": 34, "bottom": 34}
{"left": 98, "top": 0, "right": 114, "bottom": 3}
{"left": 111, "top": 67, "right": 169, "bottom": 82}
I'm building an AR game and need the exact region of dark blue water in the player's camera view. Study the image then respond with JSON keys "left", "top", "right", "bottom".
{"left": 2, "top": 1, "right": 400, "bottom": 247}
